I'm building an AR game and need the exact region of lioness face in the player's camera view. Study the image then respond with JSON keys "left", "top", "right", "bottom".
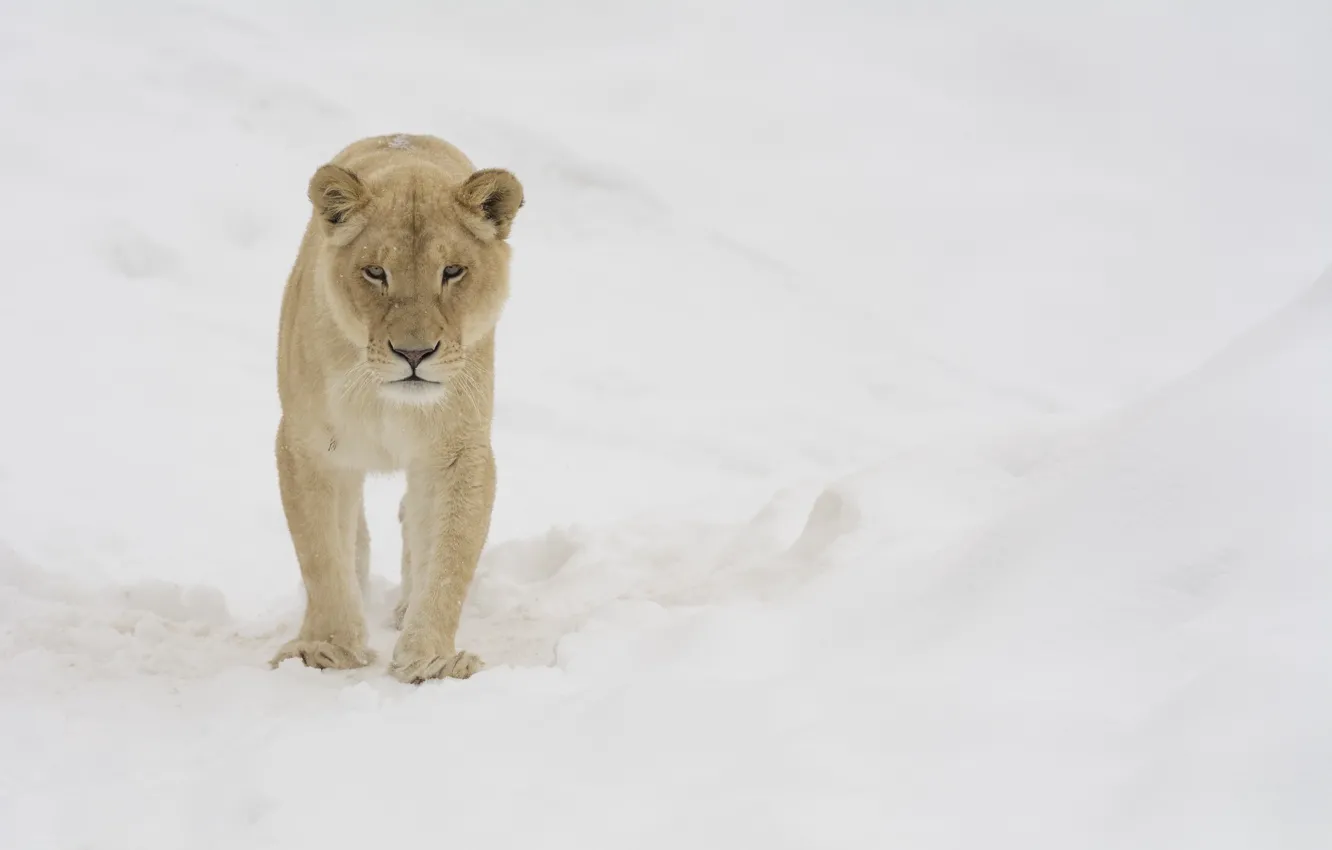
{"left": 307, "top": 162, "right": 522, "bottom": 407}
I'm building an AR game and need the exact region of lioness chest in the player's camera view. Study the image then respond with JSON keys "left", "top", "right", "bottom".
{"left": 321, "top": 400, "right": 434, "bottom": 473}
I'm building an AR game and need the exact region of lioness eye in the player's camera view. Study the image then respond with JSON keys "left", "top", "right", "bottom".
{"left": 442, "top": 265, "right": 467, "bottom": 284}
{"left": 361, "top": 265, "right": 387, "bottom": 285}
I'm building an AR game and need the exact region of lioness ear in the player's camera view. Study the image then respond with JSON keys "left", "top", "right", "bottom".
{"left": 308, "top": 164, "right": 368, "bottom": 245}
{"left": 455, "top": 168, "right": 523, "bottom": 240}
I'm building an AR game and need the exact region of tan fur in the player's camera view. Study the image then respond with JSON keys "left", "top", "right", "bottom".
{"left": 270, "top": 133, "right": 522, "bottom": 683}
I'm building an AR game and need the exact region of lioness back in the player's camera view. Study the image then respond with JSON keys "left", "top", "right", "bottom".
{"left": 329, "top": 133, "right": 476, "bottom": 185}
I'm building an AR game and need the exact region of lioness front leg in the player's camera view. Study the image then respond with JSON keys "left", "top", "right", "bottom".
{"left": 271, "top": 426, "right": 372, "bottom": 670}
{"left": 389, "top": 446, "right": 494, "bottom": 683}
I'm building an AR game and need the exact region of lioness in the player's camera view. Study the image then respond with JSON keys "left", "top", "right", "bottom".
{"left": 271, "top": 133, "right": 522, "bottom": 683}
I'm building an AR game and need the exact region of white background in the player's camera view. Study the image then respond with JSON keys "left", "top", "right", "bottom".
{"left": 0, "top": 1, "right": 1329, "bottom": 848}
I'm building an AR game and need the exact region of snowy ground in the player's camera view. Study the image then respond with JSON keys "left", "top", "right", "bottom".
{"left": 1, "top": 1, "right": 1330, "bottom": 848}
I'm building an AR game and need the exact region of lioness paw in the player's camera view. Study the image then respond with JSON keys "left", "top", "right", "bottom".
{"left": 389, "top": 649, "right": 484, "bottom": 684}
{"left": 271, "top": 638, "right": 373, "bottom": 671}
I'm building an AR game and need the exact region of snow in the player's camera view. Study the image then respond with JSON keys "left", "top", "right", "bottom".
{"left": 1, "top": 1, "right": 1330, "bottom": 847}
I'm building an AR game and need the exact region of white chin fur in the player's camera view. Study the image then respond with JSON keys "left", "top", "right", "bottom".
{"left": 379, "top": 381, "right": 449, "bottom": 407}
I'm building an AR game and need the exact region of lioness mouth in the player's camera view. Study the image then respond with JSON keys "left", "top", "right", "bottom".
{"left": 393, "top": 375, "right": 439, "bottom": 384}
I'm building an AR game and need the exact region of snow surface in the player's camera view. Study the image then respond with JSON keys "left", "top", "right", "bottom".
{"left": 1, "top": 1, "right": 1330, "bottom": 848}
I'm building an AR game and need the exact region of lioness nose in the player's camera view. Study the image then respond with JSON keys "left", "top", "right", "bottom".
{"left": 389, "top": 341, "right": 439, "bottom": 370}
